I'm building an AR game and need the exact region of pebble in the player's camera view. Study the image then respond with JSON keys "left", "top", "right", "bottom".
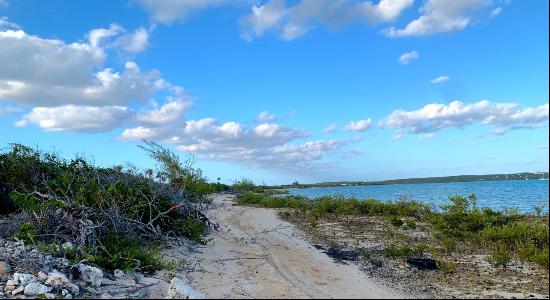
{"left": 0, "top": 260, "right": 10, "bottom": 275}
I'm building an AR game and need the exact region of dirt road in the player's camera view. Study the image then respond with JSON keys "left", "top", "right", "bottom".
{"left": 167, "top": 193, "right": 403, "bottom": 299}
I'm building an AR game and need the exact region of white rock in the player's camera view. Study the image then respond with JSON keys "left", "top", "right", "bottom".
{"left": 61, "top": 289, "right": 74, "bottom": 299}
{"left": 37, "top": 271, "right": 48, "bottom": 282}
{"left": 45, "top": 270, "right": 79, "bottom": 295}
{"left": 44, "top": 292, "right": 56, "bottom": 299}
{"left": 62, "top": 241, "right": 74, "bottom": 250}
{"left": 167, "top": 277, "right": 203, "bottom": 299}
{"left": 78, "top": 264, "right": 103, "bottom": 287}
{"left": 13, "top": 273, "right": 36, "bottom": 285}
{"left": 24, "top": 282, "right": 53, "bottom": 296}
{"left": 113, "top": 269, "right": 124, "bottom": 279}
{"left": 11, "top": 285, "right": 24, "bottom": 295}
{"left": 4, "top": 280, "right": 16, "bottom": 292}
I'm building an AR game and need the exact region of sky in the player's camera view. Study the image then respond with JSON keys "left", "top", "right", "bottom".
{"left": 0, "top": 0, "right": 548, "bottom": 185}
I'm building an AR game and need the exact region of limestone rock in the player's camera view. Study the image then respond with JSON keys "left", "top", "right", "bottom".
{"left": 78, "top": 264, "right": 103, "bottom": 287}
{"left": 167, "top": 277, "right": 203, "bottom": 299}
{"left": 13, "top": 272, "right": 37, "bottom": 286}
{"left": 113, "top": 269, "right": 124, "bottom": 279}
{"left": 45, "top": 270, "right": 80, "bottom": 295}
{"left": 23, "top": 282, "right": 53, "bottom": 296}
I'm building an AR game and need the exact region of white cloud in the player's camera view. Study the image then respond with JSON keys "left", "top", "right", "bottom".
{"left": 256, "top": 111, "right": 277, "bottom": 123}
{"left": 120, "top": 115, "right": 353, "bottom": 171}
{"left": 430, "top": 75, "right": 449, "bottom": 84}
{"left": 88, "top": 24, "right": 151, "bottom": 54}
{"left": 0, "top": 26, "right": 177, "bottom": 106}
{"left": 240, "top": 0, "right": 288, "bottom": 41}
{"left": 345, "top": 119, "right": 372, "bottom": 132}
{"left": 398, "top": 50, "right": 419, "bottom": 64}
{"left": 323, "top": 123, "right": 337, "bottom": 133}
{"left": 136, "top": 0, "right": 228, "bottom": 24}
{"left": 136, "top": 98, "right": 190, "bottom": 126}
{"left": 379, "top": 100, "right": 550, "bottom": 136}
{"left": 240, "top": 0, "right": 414, "bottom": 41}
{"left": 0, "top": 17, "right": 19, "bottom": 29}
{"left": 0, "top": 104, "right": 19, "bottom": 116}
{"left": 490, "top": 7, "right": 502, "bottom": 18}
{"left": 116, "top": 27, "right": 150, "bottom": 53}
{"left": 15, "top": 105, "right": 131, "bottom": 133}
{"left": 385, "top": 0, "right": 492, "bottom": 37}
{"left": 419, "top": 133, "right": 435, "bottom": 140}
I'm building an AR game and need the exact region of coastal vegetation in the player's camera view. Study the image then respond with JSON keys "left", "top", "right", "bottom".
{"left": 236, "top": 191, "right": 549, "bottom": 269}
{"left": 0, "top": 142, "right": 227, "bottom": 271}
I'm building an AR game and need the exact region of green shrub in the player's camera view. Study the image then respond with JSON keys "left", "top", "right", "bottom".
{"left": 86, "top": 232, "right": 169, "bottom": 271}
{"left": 405, "top": 220, "right": 417, "bottom": 229}
{"left": 384, "top": 244, "right": 414, "bottom": 257}
{"left": 1, "top": 142, "right": 213, "bottom": 271}
{"left": 390, "top": 217, "right": 404, "bottom": 227}
{"left": 481, "top": 221, "right": 549, "bottom": 267}
{"left": 180, "top": 219, "right": 207, "bottom": 244}
{"left": 437, "top": 261, "right": 456, "bottom": 273}
{"left": 488, "top": 243, "right": 512, "bottom": 267}
{"left": 14, "top": 222, "right": 37, "bottom": 243}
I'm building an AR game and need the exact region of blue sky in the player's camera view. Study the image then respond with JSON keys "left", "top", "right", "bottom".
{"left": 0, "top": 0, "right": 548, "bottom": 184}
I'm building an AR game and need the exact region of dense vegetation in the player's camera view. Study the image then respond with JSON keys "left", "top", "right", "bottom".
{"left": 237, "top": 192, "right": 549, "bottom": 269}
{"left": 0, "top": 142, "right": 228, "bottom": 271}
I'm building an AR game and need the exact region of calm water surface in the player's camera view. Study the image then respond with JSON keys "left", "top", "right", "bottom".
{"left": 286, "top": 180, "right": 549, "bottom": 213}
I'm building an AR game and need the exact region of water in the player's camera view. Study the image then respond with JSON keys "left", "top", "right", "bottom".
{"left": 285, "top": 180, "right": 549, "bottom": 213}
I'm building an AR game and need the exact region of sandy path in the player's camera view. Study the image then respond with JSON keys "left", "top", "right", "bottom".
{"left": 167, "top": 193, "right": 403, "bottom": 299}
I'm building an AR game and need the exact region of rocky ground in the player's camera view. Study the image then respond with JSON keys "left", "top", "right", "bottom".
{"left": 0, "top": 238, "right": 202, "bottom": 299}
{"left": 279, "top": 212, "right": 550, "bottom": 299}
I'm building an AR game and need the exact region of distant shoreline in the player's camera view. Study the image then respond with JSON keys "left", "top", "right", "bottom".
{"left": 272, "top": 172, "right": 550, "bottom": 189}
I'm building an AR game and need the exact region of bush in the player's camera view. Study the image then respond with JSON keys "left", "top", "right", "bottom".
{"left": 481, "top": 221, "right": 549, "bottom": 268}
{"left": 384, "top": 244, "right": 415, "bottom": 257}
{"left": 0, "top": 142, "right": 212, "bottom": 271}
{"left": 405, "top": 220, "right": 417, "bottom": 229}
{"left": 488, "top": 243, "right": 512, "bottom": 268}
{"left": 390, "top": 217, "right": 404, "bottom": 227}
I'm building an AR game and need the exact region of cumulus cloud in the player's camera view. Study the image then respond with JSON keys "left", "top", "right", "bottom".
{"left": 136, "top": 0, "right": 228, "bottom": 24}
{"left": 398, "top": 50, "right": 419, "bottom": 64}
{"left": 345, "top": 119, "right": 372, "bottom": 132}
{"left": 323, "top": 123, "right": 337, "bottom": 133}
{"left": 15, "top": 105, "right": 132, "bottom": 133}
{"left": 240, "top": 0, "right": 414, "bottom": 41}
{"left": 379, "top": 100, "right": 550, "bottom": 136}
{"left": 385, "top": 0, "right": 493, "bottom": 37}
{"left": 430, "top": 75, "right": 449, "bottom": 84}
{"left": 136, "top": 98, "right": 190, "bottom": 126}
{"left": 0, "top": 25, "right": 176, "bottom": 107}
{"left": 15, "top": 97, "right": 191, "bottom": 133}
{"left": 120, "top": 115, "right": 354, "bottom": 171}
{"left": 256, "top": 111, "right": 277, "bottom": 123}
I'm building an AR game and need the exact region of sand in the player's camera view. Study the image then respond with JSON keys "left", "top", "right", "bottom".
{"left": 163, "top": 193, "right": 403, "bottom": 299}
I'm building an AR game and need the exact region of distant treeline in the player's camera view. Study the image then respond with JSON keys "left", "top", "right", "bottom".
{"left": 273, "top": 172, "right": 550, "bottom": 189}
